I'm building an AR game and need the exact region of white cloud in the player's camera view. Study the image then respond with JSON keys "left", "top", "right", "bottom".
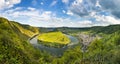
{"left": 69, "top": 0, "right": 120, "bottom": 19}
{"left": 96, "top": 0, "right": 101, "bottom": 8}
{"left": 0, "top": 7, "right": 64, "bottom": 27}
{"left": 95, "top": 15, "right": 120, "bottom": 24}
{"left": 0, "top": 6, "right": 95, "bottom": 27}
{"left": 69, "top": 0, "right": 94, "bottom": 17}
{"left": 77, "top": 20, "right": 93, "bottom": 27}
{"left": 66, "top": 10, "right": 74, "bottom": 16}
{"left": 77, "top": 0, "right": 83, "bottom": 3}
{"left": 0, "top": 7, "right": 40, "bottom": 19}
{"left": 28, "top": 7, "right": 36, "bottom": 11}
{"left": 72, "top": 0, "right": 83, "bottom": 6}
{"left": 105, "top": 16, "right": 120, "bottom": 24}
{"left": 40, "top": 2, "right": 44, "bottom": 5}
{"left": 0, "top": 0, "right": 21, "bottom": 10}
{"left": 62, "top": 0, "right": 69, "bottom": 4}
{"left": 50, "top": 0, "right": 57, "bottom": 7}
{"left": 62, "top": 10, "right": 66, "bottom": 13}
{"left": 66, "top": 0, "right": 120, "bottom": 26}
{"left": 78, "top": 21, "right": 92, "bottom": 25}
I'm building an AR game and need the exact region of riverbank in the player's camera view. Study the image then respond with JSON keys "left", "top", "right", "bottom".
{"left": 29, "top": 34, "right": 79, "bottom": 56}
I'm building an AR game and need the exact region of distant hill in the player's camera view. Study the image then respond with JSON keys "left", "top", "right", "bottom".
{"left": 39, "top": 24, "right": 120, "bottom": 34}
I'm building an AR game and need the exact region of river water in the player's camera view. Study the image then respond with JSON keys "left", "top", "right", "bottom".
{"left": 30, "top": 35, "right": 79, "bottom": 56}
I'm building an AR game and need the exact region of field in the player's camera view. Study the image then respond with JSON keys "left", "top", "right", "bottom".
{"left": 38, "top": 31, "right": 70, "bottom": 44}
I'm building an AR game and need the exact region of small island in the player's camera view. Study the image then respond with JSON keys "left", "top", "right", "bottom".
{"left": 37, "top": 31, "right": 70, "bottom": 48}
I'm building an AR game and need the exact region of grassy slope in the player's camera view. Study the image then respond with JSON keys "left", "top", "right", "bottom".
{"left": 0, "top": 17, "right": 42, "bottom": 64}
{"left": 11, "top": 21, "right": 39, "bottom": 37}
{"left": 38, "top": 32, "right": 70, "bottom": 44}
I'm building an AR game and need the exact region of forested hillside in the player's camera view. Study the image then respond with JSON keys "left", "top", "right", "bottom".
{"left": 0, "top": 17, "right": 42, "bottom": 64}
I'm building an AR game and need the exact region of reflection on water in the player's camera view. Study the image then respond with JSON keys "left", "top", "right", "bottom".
{"left": 30, "top": 35, "right": 79, "bottom": 56}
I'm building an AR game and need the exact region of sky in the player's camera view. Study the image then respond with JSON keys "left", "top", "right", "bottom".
{"left": 0, "top": 0, "right": 120, "bottom": 27}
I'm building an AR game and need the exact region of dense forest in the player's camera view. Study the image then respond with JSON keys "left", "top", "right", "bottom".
{"left": 0, "top": 17, "right": 120, "bottom": 64}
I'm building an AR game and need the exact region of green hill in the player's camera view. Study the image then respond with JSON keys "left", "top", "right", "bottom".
{"left": 11, "top": 21, "right": 39, "bottom": 38}
{"left": 38, "top": 32, "right": 70, "bottom": 44}
{"left": 0, "top": 17, "right": 42, "bottom": 64}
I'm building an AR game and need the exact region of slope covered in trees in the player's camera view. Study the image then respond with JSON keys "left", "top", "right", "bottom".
{"left": 0, "top": 17, "right": 45, "bottom": 64}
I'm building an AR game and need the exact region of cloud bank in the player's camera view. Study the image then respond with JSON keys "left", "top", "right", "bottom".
{"left": 0, "top": 0, "right": 21, "bottom": 10}
{"left": 0, "top": 0, "right": 120, "bottom": 27}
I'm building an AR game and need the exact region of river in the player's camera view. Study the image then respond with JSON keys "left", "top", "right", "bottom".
{"left": 30, "top": 35, "right": 79, "bottom": 56}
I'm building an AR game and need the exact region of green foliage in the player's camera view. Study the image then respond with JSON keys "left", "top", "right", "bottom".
{"left": 85, "top": 31, "right": 120, "bottom": 64}
{"left": 59, "top": 46, "right": 82, "bottom": 64}
{"left": 0, "top": 17, "right": 41, "bottom": 64}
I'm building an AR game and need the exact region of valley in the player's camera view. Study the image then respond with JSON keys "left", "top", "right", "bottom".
{"left": 0, "top": 17, "right": 120, "bottom": 64}
{"left": 30, "top": 33, "right": 79, "bottom": 56}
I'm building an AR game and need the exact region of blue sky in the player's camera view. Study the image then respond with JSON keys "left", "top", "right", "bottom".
{"left": 0, "top": 0, "right": 120, "bottom": 27}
